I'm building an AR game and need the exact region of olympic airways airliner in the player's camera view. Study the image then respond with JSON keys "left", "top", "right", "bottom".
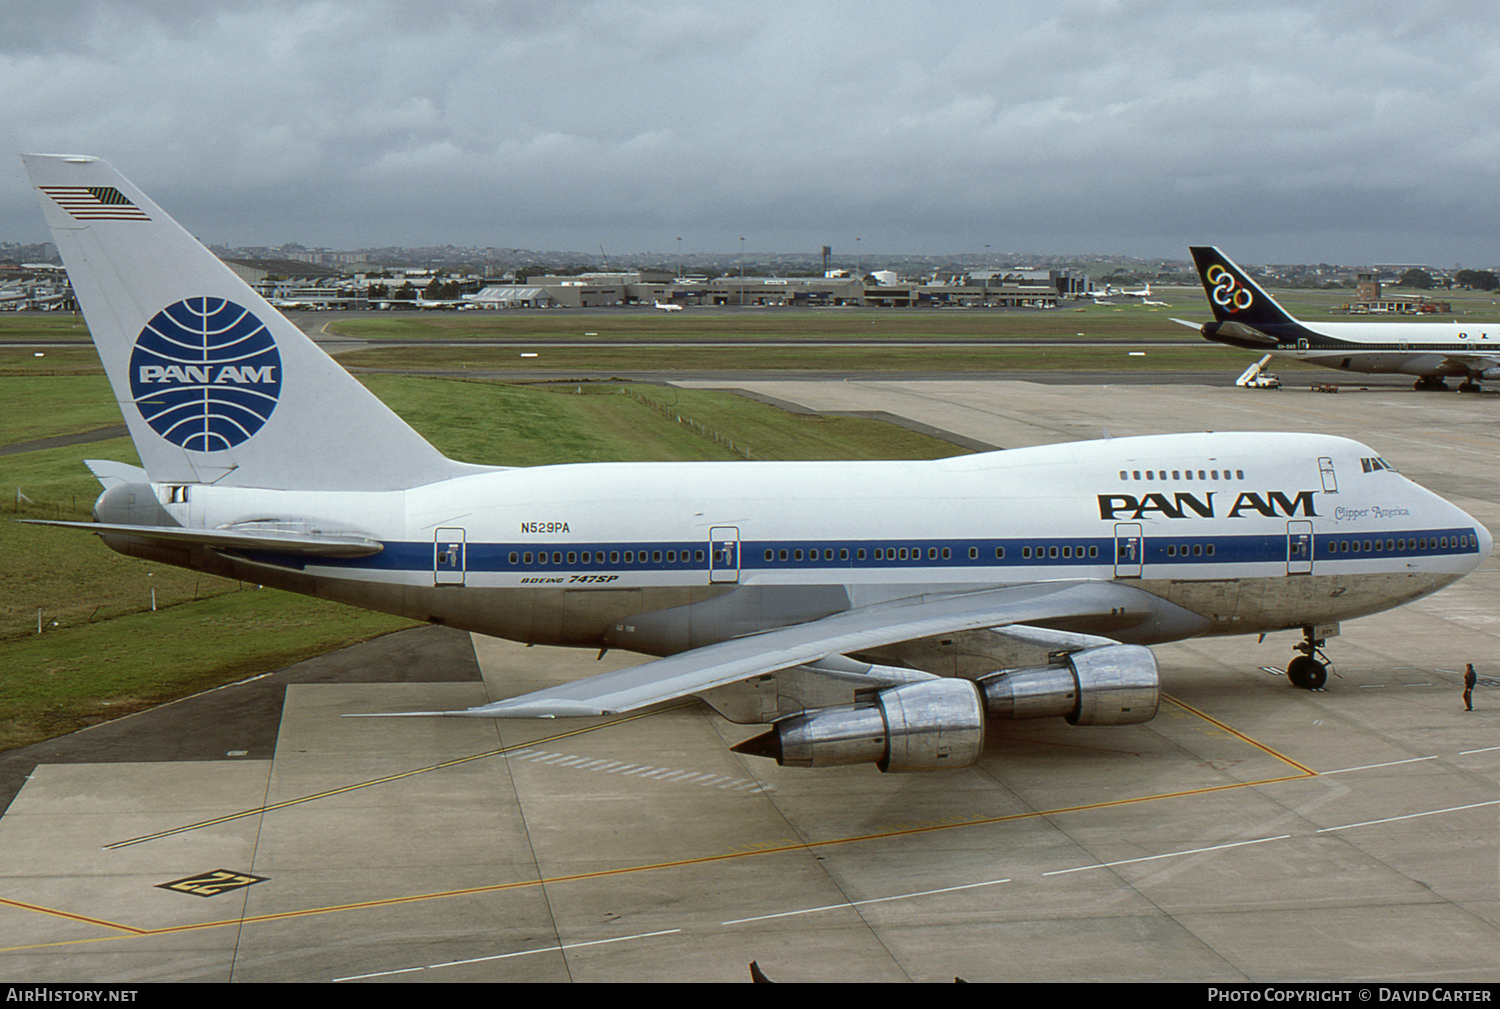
{"left": 22, "top": 154, "right": 1492, "bottom": 772}
{"left": 1184, "top": 247, "right": 1500, "bottom": 391}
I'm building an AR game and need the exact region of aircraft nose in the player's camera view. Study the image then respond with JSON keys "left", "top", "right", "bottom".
{"left": 1474, "top": 518, "right": 1493, "bottom": 564}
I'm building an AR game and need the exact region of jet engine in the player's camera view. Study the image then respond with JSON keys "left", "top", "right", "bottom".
{"left": 731, "top": 678, "right": 985, "bottom": 773}
{"left": 978, "top": 644, "right": 1158, "bottom": 726}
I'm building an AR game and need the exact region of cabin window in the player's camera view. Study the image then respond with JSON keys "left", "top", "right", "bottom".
{"left": 1049, "top": 546, "right": 1058, "bottom": 559}
{"left": 523, "top": 552, "right": 533, "bottom": 564}
{"left": 765, "top": 549, "right": 774, "bottom": 561}
{"left": 1022, "top": 547, "right": 1031, "bottom": 559}
{"left": 794, "top": 549, "right": 803, "bottom": 561}
{"left": 995, "top": 547, "right": 1006, "bottom": 559}
{"left": 857, "top": 549, "right": 866, "bottom": 560}
{"left": 567, "top": 552, "right": 577, "bottom": 564}
{"left": 509, "top": 551, "right": 518, "bottom": 565}
{"left": 840, "top": 548, "right": 848, "bottom": 560}
{"left": 779, "top": 549, "right": 788, "bottom": 561}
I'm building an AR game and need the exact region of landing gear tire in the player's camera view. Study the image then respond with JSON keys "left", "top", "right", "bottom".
{"left": 1459, "top": 380, "right": 1482, "bottom": 394}
{"left": 1287, "top": 656, "right": 1328, "bottom": 690}
{"left": 1414, "top": 376, "right": 1449, "bottom": 392}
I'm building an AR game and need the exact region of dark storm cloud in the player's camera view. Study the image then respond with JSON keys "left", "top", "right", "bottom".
{"left": 3, "top": 0, "right": 1497, "bottom": 265}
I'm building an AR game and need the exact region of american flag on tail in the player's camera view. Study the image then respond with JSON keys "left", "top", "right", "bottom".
{"left": 38, "top": 186, "right": 151, "bottom": 221}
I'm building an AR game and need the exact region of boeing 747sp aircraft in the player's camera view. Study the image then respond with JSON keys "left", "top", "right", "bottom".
{"left": 1184, "top": 247, "right": 1500, "bottom": 391}
{"left": 22, "top": 155, "right": 1492, "bottom": 773}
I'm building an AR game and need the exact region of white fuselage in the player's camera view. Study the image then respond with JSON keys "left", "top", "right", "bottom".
{"left": 1238, "top": 319, "right": 1500, "bottom": 379}
{"left": 107, "top": 431, "right": 1490, "bottom": 658}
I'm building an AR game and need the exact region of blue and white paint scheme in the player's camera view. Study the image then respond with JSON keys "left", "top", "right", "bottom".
{"left": 1184, "top": 247, "right": 1500, "bottom": 391}
{"left": 23, "top": 155, "right": 1493, "bottom": 772}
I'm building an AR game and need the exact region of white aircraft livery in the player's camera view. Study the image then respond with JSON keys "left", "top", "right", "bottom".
{"left": 1185, "top": 246, "right": 1500, "bottom": 391}
{"left": 23, "top": 155, "right": 1493, "bottom": 772}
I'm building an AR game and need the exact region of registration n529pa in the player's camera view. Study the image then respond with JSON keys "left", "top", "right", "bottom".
{"left": 24, "top": 154, "right": 1491, "bottom": 772}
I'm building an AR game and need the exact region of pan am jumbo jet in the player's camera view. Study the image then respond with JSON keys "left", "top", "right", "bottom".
{"left": 1183, "top": 247, "right": 1500, "bottom": 391}
{"left": 22, "top": 155, "right": 1492, "bottom": 772}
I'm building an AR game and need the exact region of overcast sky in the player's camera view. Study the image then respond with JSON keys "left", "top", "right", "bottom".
{"left": 3, "top": 0, "right": 1497, "bottom": 266}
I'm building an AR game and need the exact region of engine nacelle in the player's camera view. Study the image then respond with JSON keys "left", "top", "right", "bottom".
{"left": 730, "top": 679, "right": 985, "bottom": 772}
{"left": 978, "top": 644, "right": 1159, "bottom": 726}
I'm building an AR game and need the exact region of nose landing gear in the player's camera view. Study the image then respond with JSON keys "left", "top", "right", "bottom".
{"left": 1287, "top": 626, "right": 1331, "bottom": 689}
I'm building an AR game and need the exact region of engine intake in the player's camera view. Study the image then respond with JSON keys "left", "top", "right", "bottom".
{"left": 731, "top": 678, "right": 985, "bottom": 772}
{"left": 978, "top": 644, "right": 1158, "bottom": 726}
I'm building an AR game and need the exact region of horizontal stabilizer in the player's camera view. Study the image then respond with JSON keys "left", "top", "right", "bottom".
{"left": 21, "top": 519, "right": 384, "bottom": 557}
{"left": 84, "top": 459, "right": 148, "bottom": 488}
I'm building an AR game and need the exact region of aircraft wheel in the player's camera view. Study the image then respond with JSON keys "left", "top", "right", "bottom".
{"left": 1303, "top": 661, "right": 1327, "bottom": 690}
{"left": 1459, "top": 381, "right": 1482, "bottom": 394}
{"left": 1287, "top": 655, "right": 1326, "bottom": 690}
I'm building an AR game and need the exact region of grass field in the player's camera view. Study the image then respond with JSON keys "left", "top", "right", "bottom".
{"left": 322, "top": 302, "right": 1202, "bottom": 342}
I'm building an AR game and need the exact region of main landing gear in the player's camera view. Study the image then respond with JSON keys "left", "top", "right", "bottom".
{"left": 1287, "top": 626, "right": 1330, "bottom": 690}
{"left": 1413, "top": 376, "right": 1449, "bottom": 392}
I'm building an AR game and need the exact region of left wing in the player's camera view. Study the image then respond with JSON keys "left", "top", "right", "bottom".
{"left": 372, "top": 579, "right": 1176, "bottom": 719}
{"left": 1441, "top": 353, "right": 1500, "bottom": 376}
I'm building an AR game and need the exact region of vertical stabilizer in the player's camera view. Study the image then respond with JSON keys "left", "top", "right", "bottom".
{"left": 23, "top": 154, "right": 482, "bottom": 491}
{"left": 1189, "top": 246, "right": 1299, "bottom": 328}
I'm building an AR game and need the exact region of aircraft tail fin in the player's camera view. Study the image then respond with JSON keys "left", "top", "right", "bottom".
{"left": 1188, "top": 247, "right": 1299, "bottom": 328}
{"left": 23, "top": 154, "right": 482, "bottom": 492}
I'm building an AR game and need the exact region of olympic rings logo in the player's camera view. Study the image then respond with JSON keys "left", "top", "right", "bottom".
{"left": 1206, "top": 264, "right": 1253, "bottom": 313}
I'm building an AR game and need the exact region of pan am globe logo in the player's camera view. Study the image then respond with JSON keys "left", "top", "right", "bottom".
{"left": 129, "top": 298, "right": 281, "bottom": 451}
{"left": 1206, "top": 264, "right": 1253, "bottom": 314}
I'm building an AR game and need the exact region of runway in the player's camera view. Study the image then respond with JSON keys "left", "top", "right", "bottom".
{"left": 0, "top": 378, "right": 1495, "bottom": 982}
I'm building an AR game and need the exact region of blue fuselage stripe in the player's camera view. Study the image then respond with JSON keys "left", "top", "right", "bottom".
{"left": 243, "top": 527, "right": 1483, "bottom": 574}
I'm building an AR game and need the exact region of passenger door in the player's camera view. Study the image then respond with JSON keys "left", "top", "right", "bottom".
{"left": 709, "top": 526, "right": 740, "bottom": 584}
{"left": 435, "top": 527, "right": 467, "bottom": 586}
